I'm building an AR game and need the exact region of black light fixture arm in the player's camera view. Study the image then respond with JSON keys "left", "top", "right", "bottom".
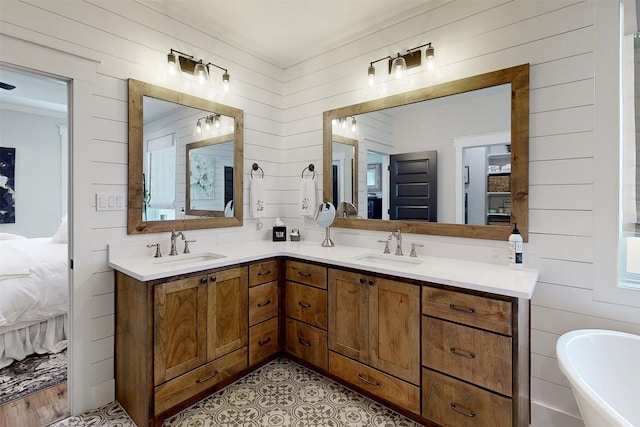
{"left": 369, "top": 55, "right": 392, "bottom": 68}
{"left": 406, "top": 42, "right": 432, "bottom": 53}
{"left": 169, "top": 49, "right": 194, "bottom": 60}
{"left": 206, "top": 62, "right": 228, "bottom": 74}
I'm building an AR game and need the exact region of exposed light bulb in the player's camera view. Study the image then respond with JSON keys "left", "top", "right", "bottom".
{"left": 368, "top": 65, "right": 376, "bottom": 87}
{"left": 340, "top": 118, "right": 347, "bottom": 129}
{"left": 196, "top": 119, "right": 202, "bottom": 134}
{"left": 392, "top": 55, "right": 406, "bottom": 80}
{"left": 425, "top": 46, "right": 436, "bottom": 71}
{"left": 167, "top": 52, "right": 179, "bottom": 77}
{"left": 194, "top": 62, "right": 208, "bottom": 86}
{"left": 214, "top": 115, "right": 221, "bottom": 128}
{"left": 205, "top": 116, "right": 212, "bottom": 132}
{"left": 351, "top": 117, "right": 357, "bottom": 133}
{"left": 222, "top": 72, "right": 230, "bottom": 92}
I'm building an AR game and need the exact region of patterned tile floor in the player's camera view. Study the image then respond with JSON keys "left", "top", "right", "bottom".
{"left": 50, "top": 358, "right": 422, "bottom": 426}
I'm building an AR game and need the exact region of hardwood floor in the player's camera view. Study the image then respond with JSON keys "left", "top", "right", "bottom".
{"left": 0, "top": 382, "right": 68, "bottom": 427}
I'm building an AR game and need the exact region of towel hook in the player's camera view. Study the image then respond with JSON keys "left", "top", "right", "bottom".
{"left": 251, "top": 163, "right": 264, "bottom": 179}
{"left": 302, "top": 163, "right": 315, "bottom": 179}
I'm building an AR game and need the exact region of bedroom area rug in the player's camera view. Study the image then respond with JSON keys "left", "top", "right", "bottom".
{"left": 0, "top": 350, "right": 67, "bottom": 405}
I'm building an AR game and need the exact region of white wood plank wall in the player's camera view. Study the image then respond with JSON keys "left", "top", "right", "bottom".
{"left": 2, "top": 0, "right": 640, "bottom": 425}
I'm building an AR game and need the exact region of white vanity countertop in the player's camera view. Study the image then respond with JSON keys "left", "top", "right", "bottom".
{"left": 108, "top": 241, "right": 539, "bottom": 299}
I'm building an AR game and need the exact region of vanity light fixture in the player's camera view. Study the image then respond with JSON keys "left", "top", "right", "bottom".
{"left": 167, "top": 49, "right": 231, "bottom": 91}
{"left": 366, "top": 43, "right": 436, "bottom": 86}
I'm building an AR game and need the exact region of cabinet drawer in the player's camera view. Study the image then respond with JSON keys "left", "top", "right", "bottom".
{"left": 422, "top": 316, "right": 512, "bottom": 396}
{"left": 249, "top": 281, "right": 278, "bottom": 326}
{"left": 285, "top": 281, "right": 327, "bottom": 329}
{"left": 329, "top": 352, "right": 420, "bottom": 414}
{"left": 286, "top": 260, "right": 327, "bottom": 289}
{"left": 422, "top": 368, "right": 512, "bottom": 427}
{"left": 285, "top": 318, "right": 327, "bottom": 370}
{"left": 249, "top": 317, "right": 279, "bottom": 366}
{"left": 154, "top": 347, "right": 248, "bottom": 415}
{"left": 422, "top": 287, "right": 512, "bottom": 335}
{"left": 249, "top": 260, "right": 278, "bottom": 287}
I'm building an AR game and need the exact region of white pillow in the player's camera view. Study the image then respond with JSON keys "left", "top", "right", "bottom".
{"left": 52, "top": 216, "right": 68, "bottom": 243}
{"left": 0, "top": 233, "right": 26, "bottom": 240}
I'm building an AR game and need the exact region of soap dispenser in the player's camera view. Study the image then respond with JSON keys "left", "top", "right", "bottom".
{"left": 508, "top": 223, "right": 523, "bottom": 269}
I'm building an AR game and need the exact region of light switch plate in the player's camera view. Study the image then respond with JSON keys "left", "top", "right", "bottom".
{"left": 96, "top": 193, "right": 125, "bottom": 211}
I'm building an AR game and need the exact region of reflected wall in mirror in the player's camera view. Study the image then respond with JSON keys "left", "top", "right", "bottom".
{"left": 128, "top": 79, "right": 244, "bottom": 234}
{"left": 323, "top": 64, "right": 529, "bottom": 241}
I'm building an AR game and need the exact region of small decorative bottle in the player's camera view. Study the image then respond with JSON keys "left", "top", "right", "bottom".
{"left": 508, "top": 223, "right": 523, "bottom": 269}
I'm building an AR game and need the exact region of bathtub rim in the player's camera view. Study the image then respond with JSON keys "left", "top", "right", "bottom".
{"left": 556, "top": 328, "right": 639, "bottom": 427}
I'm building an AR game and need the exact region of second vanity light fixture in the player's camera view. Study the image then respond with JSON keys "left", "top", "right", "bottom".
{"left": 332, "top": 116, "right": 358, "bottom": 134}
{"left": 167, "top": 49, "right": 231, "bottom": 92}
{"left": 367, "top": 42, "right": 436, "bottom": 86}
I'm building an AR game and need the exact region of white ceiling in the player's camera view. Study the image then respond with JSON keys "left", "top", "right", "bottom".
{"left": 138, "top": 0, "right": 434, "bottom": 69}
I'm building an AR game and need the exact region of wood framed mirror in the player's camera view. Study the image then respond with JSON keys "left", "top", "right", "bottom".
{"left": 128, "top": 79, "right": 244, "bottom": 234}
{"left": 323, "top": 64, "right": 529, "bottom": 241}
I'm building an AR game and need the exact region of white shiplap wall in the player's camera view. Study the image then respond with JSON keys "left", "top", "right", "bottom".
{"left": 2, "top": 1, "right": 640, "bottom": 426}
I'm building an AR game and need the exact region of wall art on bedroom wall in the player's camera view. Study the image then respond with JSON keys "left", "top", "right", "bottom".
{"left": 0, "top": 147, "right": 16, "bottom": 224}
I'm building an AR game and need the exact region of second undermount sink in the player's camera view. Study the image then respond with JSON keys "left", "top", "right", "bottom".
{"left": 154, "top": 252, "right": 226, "bottom": 266}
{"left": 352, "top": 253, "right": 423, "bottom": 268}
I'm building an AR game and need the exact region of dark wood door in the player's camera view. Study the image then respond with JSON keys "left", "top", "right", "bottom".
{"left": 389, "top": 150, "right": 437, "bottom": 222}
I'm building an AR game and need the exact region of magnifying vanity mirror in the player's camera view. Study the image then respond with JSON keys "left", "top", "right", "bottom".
{"left": 128, "top": 79, "right": 244, "bottom": 234}
{"left": 323, "top": 64, "right": 529, "bottom": 241}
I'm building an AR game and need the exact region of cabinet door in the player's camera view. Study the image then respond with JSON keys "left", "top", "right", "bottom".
{"left": 207, "top": 267, "right": 248, "bottom": 360}
{"left": 369, "top": 277, "right": 420, "bottom": 385}
{"left": 328, "top": 269, "right": 369, "bottom": 363}
{"left": 154, "top": 276, "right": 208, "bottom": 385}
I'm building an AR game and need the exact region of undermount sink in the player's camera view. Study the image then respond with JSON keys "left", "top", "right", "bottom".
{"left": 153, "top": 252, "right": 226, "bottom": 266}
{"left": 352, "top": 253, "right": 423, "bottom": 268}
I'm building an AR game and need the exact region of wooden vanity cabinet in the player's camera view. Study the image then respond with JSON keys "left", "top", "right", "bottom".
{"left": 327, "top": 268, "right": 421, "bottom": 413}
{"left": 115, "top": 265, "right": 249, "bottom": 427}
{"left": 421, "top": 286, "right": 529, "bottom": 427}
{"left": 248, "top": 259, "right": 279, "bottom": 366}
{"left": 284, "top": 260, "right": 328, "bottom": 370}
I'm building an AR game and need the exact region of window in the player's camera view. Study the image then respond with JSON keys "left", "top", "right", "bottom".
{"left": 620, "top": 1, "right": 640, "bottom": 289}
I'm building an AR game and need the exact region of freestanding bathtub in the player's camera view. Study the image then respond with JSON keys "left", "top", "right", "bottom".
{"left": 556, "top": 329, "right": 640, "bottom": 427}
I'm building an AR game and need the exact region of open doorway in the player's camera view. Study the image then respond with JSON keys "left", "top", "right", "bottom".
{"left": 0, "top": 65, "right": 70, "bottom": 426}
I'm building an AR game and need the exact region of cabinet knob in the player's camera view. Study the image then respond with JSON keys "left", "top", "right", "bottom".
{"left": 359, "top": 278, "right": 366, "bottom": 284}
{"left": 200, "top": 277, "right": 207, "bottom": 284}
{"left": 368, "top": 279, "right": 375, "bottom": 286}
{"left": 210, "top": 275, "right": 217, "bottom": 282}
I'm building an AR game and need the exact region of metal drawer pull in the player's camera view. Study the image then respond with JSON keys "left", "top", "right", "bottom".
{"left": 298, "top": 271, "right": 312, "bottom": 277}
{"left": 298, "top": 338, "right": 311, "bottom": 347}
{"left": 257, "top": 300, "right": 271, "bottom": 307}
{"left": 357, "top": 374, "right": 380, "bottom": 387}
{"left": 257, "top": 270, "right": 271, "bottom": 276}
{"left": 450, "top": 403, "right": 476, "bottom": 417}
{"left": 258, "top": 337, "right": 272, "bottom": 346}
{"left": 197, "top": 370, "right": 219, "bottom": 383}
{"left": 298, "top": 301, "right": 311, "bottom": 308}
{"left": 449, "top": 304, "right": 474, "bottom": 314}
{"left": 450, "top": 347, "right": 475, "bottom": 358}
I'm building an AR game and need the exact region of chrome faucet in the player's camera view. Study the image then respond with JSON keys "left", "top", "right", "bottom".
{"left": 391, "top": 229, "right": 403, "bottom": 256}
{"left": 170, "top": 229, "right": 184, "bottom": 256}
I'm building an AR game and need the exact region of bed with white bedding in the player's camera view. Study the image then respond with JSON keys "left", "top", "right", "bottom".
{"left": 0, "top": 235, "right": 68, "bottom": 369}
